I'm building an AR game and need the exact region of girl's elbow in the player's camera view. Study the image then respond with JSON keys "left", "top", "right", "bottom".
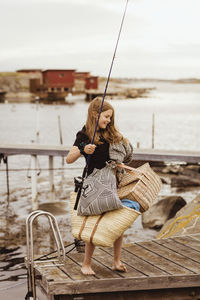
{"left": 66, "top": 156, "right": 73, "bottom": 164}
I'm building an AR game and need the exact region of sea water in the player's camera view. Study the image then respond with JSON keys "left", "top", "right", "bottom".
{"left": 0, "top": 80, "right": 200, "bottom": 299}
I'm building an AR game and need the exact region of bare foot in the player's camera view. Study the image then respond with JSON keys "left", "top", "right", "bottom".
{"left": 81, "top": 265, "right": 95, "bottom": 275}
{"left": 112, "top": 262, "right": 127, "bottom": 273}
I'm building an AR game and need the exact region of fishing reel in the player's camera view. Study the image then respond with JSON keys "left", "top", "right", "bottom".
{"left": 74, "top": 176, "right": 83, "bottom": 192}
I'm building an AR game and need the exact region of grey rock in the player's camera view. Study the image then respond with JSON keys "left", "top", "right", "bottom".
{"left": 171, "top": 175, "right": 200, "bottom": 188}
{"left": 142, "top": 196, "right": 186, "bottom": 230}
{"left": 162, "top": 165, "right": 184, "bottom": 174}
{"left": 181, "top": 168, "right": 200, "bottom": 180}
{"left": 157, "top": 194, "right": 200, "bottom": 239}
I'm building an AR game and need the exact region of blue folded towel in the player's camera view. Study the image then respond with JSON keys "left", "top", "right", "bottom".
{"left": 121, "top": 198, "right": 140, "bottom": 211}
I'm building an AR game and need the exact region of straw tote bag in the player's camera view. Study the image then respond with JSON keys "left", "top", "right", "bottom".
{"left": 117, "top": 163, "right": 162, "bottom": 212}
{"left": 70, "top": 192, "right": 141, "bottom": 247}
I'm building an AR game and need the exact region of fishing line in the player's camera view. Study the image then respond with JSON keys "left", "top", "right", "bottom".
{"left": 74, "top": 0, "right": 129, "bottom": 209}
{"left": 90, "top": 0, "right": 129, "bottom": 146}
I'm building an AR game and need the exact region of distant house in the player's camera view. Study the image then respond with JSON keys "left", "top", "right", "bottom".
{"left": 74, "top": 72, "right": 90, "bottom": 80}
{"left": 85, "top": 76, "right": 98, "bottom": 90}
{"left": 27, "top": 68, "right": 99, "bottom": 101}
{"left": 74, "top": 71, "right": 90, "bottom": 92}
{"left": 17, "top": 69, "right": 43, "bottom": 89}
{"left": 42, "top": 69, "right": 76, "bottom": 92}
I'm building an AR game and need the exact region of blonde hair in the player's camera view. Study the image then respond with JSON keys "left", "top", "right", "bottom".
{"left": 85, "top": 97, "right": 125, "bottom": 145}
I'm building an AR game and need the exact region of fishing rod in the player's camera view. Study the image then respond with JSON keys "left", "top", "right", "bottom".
{"left": 74, "top": 0, "right": 129, "bottom": 209}
{"left": 91, "top": 0, "right": 129, "bottom": 145}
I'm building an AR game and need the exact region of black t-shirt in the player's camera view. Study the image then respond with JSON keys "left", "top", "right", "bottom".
{"left": 73, "top": 126, "right": 110, "bottom": 175}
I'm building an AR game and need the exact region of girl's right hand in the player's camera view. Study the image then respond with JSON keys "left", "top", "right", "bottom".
{"left": 84, "top": 144, "right": 96, "bottom": 154}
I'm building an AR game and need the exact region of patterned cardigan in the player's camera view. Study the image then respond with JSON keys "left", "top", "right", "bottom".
{"left": 109, "top": 140, "right": 133, "bottom": 184}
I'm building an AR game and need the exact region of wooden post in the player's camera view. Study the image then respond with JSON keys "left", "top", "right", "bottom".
{"left": 49, "top": 156, "right": 55, "bottom": 202}
{"left": 31, "top": 155, "right": 38, "bottom": 210}
{"left": 137, "top": 142, "right": 140, "bottom": 149}
{"left": 4, "top": 156, "right": 10, "bottom": 197}
{"left": 35, "top": 97, "right": 40, "bottom": 143}
{"left": 58, "top": 115, "right": 63, "bottom": 145}
{"left": 58, "top": 116, "right": 65, "bottom": 181}
{"left": 152, "top": 113, "right": 155, "bottom": 149}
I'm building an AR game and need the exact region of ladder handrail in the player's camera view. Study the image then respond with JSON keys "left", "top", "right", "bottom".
{"left": 26, "top": 210, "right": 43, "bottom": 262}
{"left": 26, "top": 210, "right": 66, "bottom": 300}
{"left": 26, "top": 211, "right": 65, "bottom": 262}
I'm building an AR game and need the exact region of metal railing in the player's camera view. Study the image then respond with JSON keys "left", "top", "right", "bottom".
{"left": 26, "top": 210, "right": 65, "bottom": 300}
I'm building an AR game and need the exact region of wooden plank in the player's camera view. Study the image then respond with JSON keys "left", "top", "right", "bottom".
{"left": 190, "top": 233, "right": 200, "bottom": 240}
{"left": 103, "top": 247, "right": 168, "bottom": 276}
{"left": 0, "top": 144, "right": 69, "bottom": 156}
{"left": 34, "top": 241, "right": 200, "bottom": 297}
{"left": 67, "top": 251, "right": 120, "bottom": 279}
{"left": 36, "top": 280, "right": 53, "bottom": 300}
{"left": 58, "top": 287, "right": 200, "bottom": 300}
{"left": 156, "top": 238, "right": 200, "bottom": 263}
{"left": 139, "top": 240, "right": 200, "bottom": 274}
{"left": 133, "top": 149, "right": 200, "bottom": 163}
{"left": 125, "top": 243, "right": 194, "bottom": 275}
{"left": 35, "top": 262, "right": 72, "bottom": 293}
{"left": 59, "top": 256, "right": 95, "bottom": 281}
{"left": 173, "top": 236, "right": 200, "bottom": 252}
{"left": 92, "top": 248, "right": 125, "bottom": 278}
{"left": 1, "top": 143, "right": 200, "bottom": 163}
{"left": 35, "top": 262, "right": 72, "bottom": 282}
{"left": 46, "top": 274, "right": 200, "bottom": 295}
{"left": 94, "top": 247, "right": 145, "bottom": 278}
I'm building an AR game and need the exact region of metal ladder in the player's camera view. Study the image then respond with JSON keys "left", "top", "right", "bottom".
{"left": 26, "top": 210, "right": 65, "bottom": 300}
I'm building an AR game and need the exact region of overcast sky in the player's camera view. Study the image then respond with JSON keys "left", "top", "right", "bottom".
{"left": 0, "top": 0, "right": 200, "bottom": 79}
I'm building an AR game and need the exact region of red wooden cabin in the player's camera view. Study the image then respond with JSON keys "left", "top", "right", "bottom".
{"left": 42, "top": 69, "right": 76, "bottom": 92}
{"left": 85, "top": 76, "right": 98, "bottom": 90}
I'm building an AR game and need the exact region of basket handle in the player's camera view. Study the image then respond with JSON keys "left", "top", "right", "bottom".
{"left": 116, "top": 163, "right": 143, "bottom": 177}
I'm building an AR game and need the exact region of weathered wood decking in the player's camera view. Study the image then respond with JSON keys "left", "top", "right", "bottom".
{"left": 34, "top": 234, "right": 200, "bottom": 299}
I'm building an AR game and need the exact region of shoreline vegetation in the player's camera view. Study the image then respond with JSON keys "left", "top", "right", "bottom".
{"left": 0, "top": 72, "right": 200, "bottom": 103}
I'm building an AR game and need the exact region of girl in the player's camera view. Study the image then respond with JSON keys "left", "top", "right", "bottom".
{"left": 66, "top": 97, "right": 136, "bottom": 275}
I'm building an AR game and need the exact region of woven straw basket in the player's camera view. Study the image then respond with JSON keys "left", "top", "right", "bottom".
{"left": 70, "top": 191, "right": 140, "bottom": 247}
{"left": 117, "top": 163, "right": 162, "bottom": 212}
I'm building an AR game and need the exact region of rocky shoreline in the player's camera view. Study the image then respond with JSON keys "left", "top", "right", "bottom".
{"left": 1, "top": 73, "right": 200, "bottom": 104}
{"left": 155, "top": 162, "right": 200, "bottom": 189}
{"left": 0, "top": 160, "right": 199, "bottom": 248}
{"left": 137, "top": 161, "right": 200, "bottom": 237}
{"left": 130, "top": 159, "right": 200, "bottom": 190}
{"left": 0, "top": 75, "right": 157, "bottom": 103}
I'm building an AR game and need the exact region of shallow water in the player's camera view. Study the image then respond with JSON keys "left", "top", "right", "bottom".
{"left": 0, "top": 80, "right": 200, "bottom": 299}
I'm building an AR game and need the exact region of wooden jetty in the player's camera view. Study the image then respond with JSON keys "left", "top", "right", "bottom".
{"left": 31, "top": 234, "right": 200, "bottom": 299}
{"left": 1, "top": 144, "right": 200, "bottom": 163}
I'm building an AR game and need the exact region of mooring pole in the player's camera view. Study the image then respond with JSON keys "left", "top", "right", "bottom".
{"left": 58, "top": 115, "right": 65, "bottom": 183}
{"left": 58, "top": 115, "right": 63, "bottom": 145}
{"left": 49, "top": 156, "right": 55, "bottom": 202}
{"left": 35, "top": 97, "right": 40, "bottom": 144}
{"left": 5, "top": 156, "right": 10, "bottom": 196}
{"left": 152, "top": 113, "right": 155, "bottom": 149}
{"left": 31, "top": 155, "right": 38, "bottom": 210}
{"left": 58, "top": 115, "right": 64, "bottom": 164}
{"left": 0, "top": 154, "right": 10, "bottom": 197}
